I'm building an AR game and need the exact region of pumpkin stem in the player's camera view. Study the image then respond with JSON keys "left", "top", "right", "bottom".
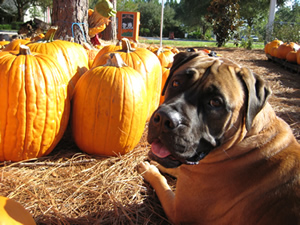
{"left": 18, "top": 45, "right": 32, "bottom": 55}
{"left": 121, "top": 38, "right": 135, "bottom": 53}
{"left": 105, "top": 53, "right": 128, "bottom": 68}
{"left": 42, "top": 26, "right": 58, "bottom": 43}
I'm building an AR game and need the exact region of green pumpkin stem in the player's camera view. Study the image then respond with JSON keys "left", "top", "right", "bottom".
{"left": 18, "top": 45, "right": 32, "bottom": 55}
{"left": 106, "top": 53, "right": 127, "bottom": 68}
{"left": 121, "top": 38, "right": 135, "bottom": 53}
{"left": 42, "top": 26, "right": 58, "bottom": 42}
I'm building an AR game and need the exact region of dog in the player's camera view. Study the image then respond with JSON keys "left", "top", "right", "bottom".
{"left": 138, "top": 52, "right": 300, "bottom": 225}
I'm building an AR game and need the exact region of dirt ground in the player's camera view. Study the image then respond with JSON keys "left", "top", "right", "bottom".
{"left": 0, "top": 47, "right": 299, "bottom": 224}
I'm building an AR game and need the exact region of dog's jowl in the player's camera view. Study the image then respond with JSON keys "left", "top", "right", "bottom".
{"left": 138, "top": 52, "right": 300, "bottom": 225}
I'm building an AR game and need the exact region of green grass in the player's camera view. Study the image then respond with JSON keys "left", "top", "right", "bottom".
{"left": 139, "top": 39, "right": 265, "bottom": 49}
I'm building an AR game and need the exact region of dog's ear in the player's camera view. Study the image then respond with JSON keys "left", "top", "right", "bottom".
{"left": 162, "top": 52, "right": 204, "bottom": 95}
{"left": 238, "top": 67, "right": 272, "bottom": 131}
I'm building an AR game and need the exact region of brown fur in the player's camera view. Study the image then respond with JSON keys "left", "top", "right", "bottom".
{"left": 138, "top": 53, "right": 300, "bottom": 225}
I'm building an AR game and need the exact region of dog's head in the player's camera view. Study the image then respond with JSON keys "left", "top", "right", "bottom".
{"left": 148, "top": 52, "right": 271, "bottom": 168}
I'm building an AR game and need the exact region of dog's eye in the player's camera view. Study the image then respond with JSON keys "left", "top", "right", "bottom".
{"left": 209, "top": 97, "right": 223, "bottom": 108}
{"left": 172, "top": 80, "right": 180, "bottom": 88}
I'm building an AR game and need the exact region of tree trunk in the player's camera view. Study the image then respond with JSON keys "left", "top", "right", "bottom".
{"left": 102, "top": 0, "right": 117, "bottom": 41}
{"left": 51, "top": 0, "right": 90, "bottom": 44}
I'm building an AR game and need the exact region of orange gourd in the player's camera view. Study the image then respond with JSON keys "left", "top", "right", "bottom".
{"left": 0, "top": 196, "right": 36, "bottom": 225}
{"left": 26, "top": 26, "right": 89, "bottom": 98}
{"left": 92, "top": 40, "right": 122, "bottom": 63}
{"left": 270, "top": 46, "right": 279, "bottom": 57}
{"left": 92, "top": 38, "right": 162, "bottom": 120}
{"left": 0, "top": 45, "right": 70, "bottom": 161}
{"left": 71, "top": 53, "right": 148, "bottom": 156}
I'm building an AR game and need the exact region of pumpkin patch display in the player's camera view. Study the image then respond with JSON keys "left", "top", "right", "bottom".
{"left": 0, "top": 45, "right": 70, "bottom": 162}
{"left": 277, "top": 42, "right": 299, "bottom": 60}
{"left": 265, "top": 39, "right": 283, "bottom": 55}
{"left": 72, "top": 53, "right": 148, "bottom": 156}
{"left": 26, "top": 26, "right": 89, "bottom": 98}
{"left": 92, "top": 38, "right": 162, "bottom": 120}
{"left": 0, "top": 196, "right": 36, "bottom": 225}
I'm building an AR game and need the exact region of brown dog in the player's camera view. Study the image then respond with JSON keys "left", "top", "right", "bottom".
{"left": 138, "top": 52, "right": 300, "bottom": 225}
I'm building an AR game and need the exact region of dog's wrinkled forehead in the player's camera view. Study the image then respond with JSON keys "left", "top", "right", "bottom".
{"left": 162, "top": 52, "right": 240, "bottom": 95}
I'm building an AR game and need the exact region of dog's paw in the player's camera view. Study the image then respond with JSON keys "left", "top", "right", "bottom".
{"left": 138, "top": 161, "right": 161, "bottom": 182}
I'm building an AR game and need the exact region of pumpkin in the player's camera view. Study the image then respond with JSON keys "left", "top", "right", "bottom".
{"left": 72, "top": 53, "right": 148, "bottom": 156}
{"left": 159, "top": 67, "right": 170, "bottom": 105}
{"left": 270, "top": 46, "right": 279, "bottom": 57}
{"left": 0, "top": 45, "right": 70, "bottom": 161}
{"left": 83, "top": 42, "right": 101, "bottom": 68}
{"left": 92, "top": 38, "right": 162, "bottom": 120}
{"left": 277, "top": 42, "right": 300, "bottom": 60}
{"left": 265, "top": 39, "right": 283, "bottom": 55}
{"left": 151, "top": 47, "right": 175, "bottom": 68}
{"left": 286, "top": 51, "right": 297, "bottom": 63}
{"left": 0, "top": 196, "right": 36, "bottom": 225}
{"left": 26, "top": 26, "right": 89, "bottom": 98}
{"left": 3, "top": 39, "right": 30, "bottom": 51}
{"left": 0, "top": 41, "right": 10, "bottom": 50}
{"left": 92, "top": 41, "right": 122, "bottom": 63}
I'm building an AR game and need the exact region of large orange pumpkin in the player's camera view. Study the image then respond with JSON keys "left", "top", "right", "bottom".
{"left": 26, "top": 26, "right": 89, "bottom": 98}
{"left": 92, "top": 38, "right": 162, "bottom": 120}
{"left": 0, "top": 196, "right": 36, "bottom": 225}
{"left": 71, "top": 53, "right": 148, "bottom": 156}
{"left": 0, "top": 45, "right": 70, "bottom": 161}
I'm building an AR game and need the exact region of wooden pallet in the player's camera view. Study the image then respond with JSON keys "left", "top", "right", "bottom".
{"left": 266, "top": 54, "right": 300, "bottom": 74}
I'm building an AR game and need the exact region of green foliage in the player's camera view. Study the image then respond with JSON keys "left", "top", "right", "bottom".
{"left": 206, "top": 0, "right": 242, "bottom": 47}
{"left": 0, "top": 24, "right": 11, "bottom": 30}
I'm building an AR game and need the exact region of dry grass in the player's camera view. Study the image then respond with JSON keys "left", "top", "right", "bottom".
{"left": 1, "top": 46, "right": 299, "bottom": 224}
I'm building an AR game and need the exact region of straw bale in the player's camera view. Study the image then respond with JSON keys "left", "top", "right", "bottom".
{"left": 0, "top": 47, "right": 299, "bottom": 224}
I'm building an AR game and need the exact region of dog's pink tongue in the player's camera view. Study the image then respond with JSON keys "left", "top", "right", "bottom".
{"left": 151, "top": 140, "right": 171, "bottom": 158}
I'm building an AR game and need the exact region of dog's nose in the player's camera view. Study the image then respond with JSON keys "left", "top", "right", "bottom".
{"left": 152, "top": 109, "right": 181, "bottom": 131}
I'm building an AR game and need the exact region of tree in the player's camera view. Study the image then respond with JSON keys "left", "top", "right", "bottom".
{"left": 12, "top": 0, "right": 32, "bottom": 21}
{"left": 52, "top": 0, "right": 89, "bottom": 44}
{"left": 206, "top": 0, "right": 242, "bottom": 47}
{"left": 101, "top": 0, "right": 117, "bottom": 41}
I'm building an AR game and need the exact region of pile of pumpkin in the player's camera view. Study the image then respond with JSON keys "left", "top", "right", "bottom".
{"left": 264, "top": 39, "right": 300, "bottom": 64}
{"left": 0, "top": 25, "right": 185, "bottom": 163}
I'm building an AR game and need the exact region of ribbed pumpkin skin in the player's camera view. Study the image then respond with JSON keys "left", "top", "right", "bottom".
{"left": 3, "top": 39, "right": 30, "bottom": 51}
{"left": 0, "top": 48, "right": 70, "bottom": 161}
{"left": 92, "top": 39, "right": 162, "bottom": 120}
{"left": 159, "top": 67, "right": 170, "bottom": 105}
{"left": 26, "top": 40, "right": 89, "bottom": 97}
{"left": 72, "top": 58, "right": 148, "bottom": 156}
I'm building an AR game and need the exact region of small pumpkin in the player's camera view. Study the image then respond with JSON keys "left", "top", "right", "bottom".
{"left": 265, "top": 39, "right": 283, "bottom": 55}
{"left": 270, "top": 46, "right": 279, "bottom": 57}
{"left": 286, "top": 51, "right": 297, "bottom": 63}
{"left": 277, "top": 42, "right": 299, "bottom": 60}
{"left": 3, "top": 39, "right": 30, "bottom": 51}
{"left": 297, "top": 49, "right": 300, "bottom": 65}
{"left": 0, "top": 45, "right": 70, "bottom": 161}
{"left": 0, "top": 196, "right": 36, "bottom": 225}
{"left": 72, "top": 53, "right": 148, "bottom": 156}
{"left": 151, "top": 47, "right": 175, "bottom": 68}
{"left": 26, "top": 26, "right": 89, "bottom": 98}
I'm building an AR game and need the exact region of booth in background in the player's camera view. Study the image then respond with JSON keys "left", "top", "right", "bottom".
{"left": 117, "top": 11, "right": 140, "bottom": 42}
